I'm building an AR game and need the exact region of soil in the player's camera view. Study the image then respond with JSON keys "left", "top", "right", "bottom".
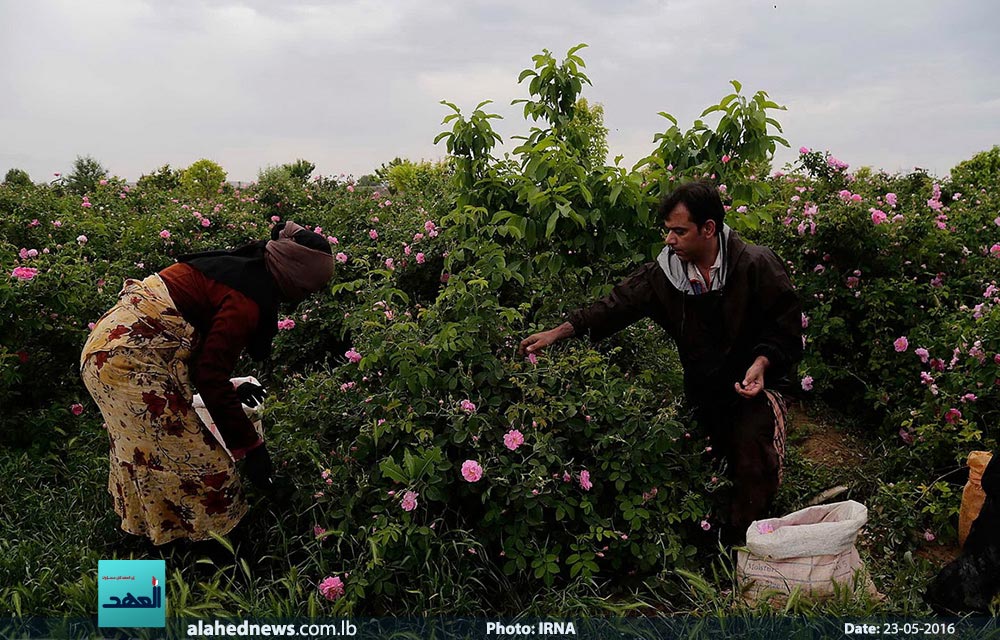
{"left": 788, "top": 401, "right": 965, "bottom": 569}
{"left": 787, "top": 403, "right": 867, "bottom": 468}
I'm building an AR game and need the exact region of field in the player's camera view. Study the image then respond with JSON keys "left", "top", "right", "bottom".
{"left": 1, "top": 47, "right": 998, "bottom": 618}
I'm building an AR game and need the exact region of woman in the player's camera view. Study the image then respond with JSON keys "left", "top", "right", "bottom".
{"left": 80, "top": 221, "right": 334, "bottom": 545}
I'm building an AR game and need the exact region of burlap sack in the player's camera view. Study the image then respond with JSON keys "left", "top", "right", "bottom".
{"left": 737, "top": 500, "right": 879, "bottom": 604}
{"left": 959, "top": 451, "right": 994, "bottom": 547}
{"left": 192, "top": 376, "right": 265, "bottom": 459}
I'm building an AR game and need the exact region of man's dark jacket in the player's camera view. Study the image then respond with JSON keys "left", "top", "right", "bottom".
{"left": 567, "top": 229, "right": 803, "bottom": 406}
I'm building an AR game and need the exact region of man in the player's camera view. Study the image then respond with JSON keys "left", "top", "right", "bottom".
{"left": 519, "top": 180, "right": 802, "bottom": 541}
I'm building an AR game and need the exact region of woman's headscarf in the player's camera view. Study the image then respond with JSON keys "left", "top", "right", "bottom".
{"left": 264, "top": 221, "right": 335, "bottom": 304}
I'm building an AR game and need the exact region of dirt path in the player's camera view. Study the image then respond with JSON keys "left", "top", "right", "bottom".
{"left": 786, "top": 400, "right": 962, "bottom": 566}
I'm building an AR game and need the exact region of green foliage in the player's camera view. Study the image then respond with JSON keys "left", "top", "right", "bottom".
{"left": 949, "top": 145, "right": 1000, "bottom": 192}
{"left": 3, "top": 168, "right": 32, "bottom": 187}
{"left": 566, "top": 98, "right": 609, "bottom": 172}
{"left": 637, "top": 80, "right": 789, "bottom": 231}
{"left": 0, "top": 43, "right": 995, "bottom": 617}
{"left": 64, "top": 155, "right": 108, "bottom": 196}
{"left": 382, "top": 158, "right": 452, "bottom": 196}
{"left": 284, "top": 159, "right": 316, "bottom": 184}
{"left": 180, "top": 158, "right": 227, "bottom": 200}
{"left": 136, "top": 164, "right": 182, "bottom": 191}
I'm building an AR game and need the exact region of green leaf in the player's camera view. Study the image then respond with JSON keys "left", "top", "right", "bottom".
{"left": 545, "top": 211, "right": 559, "bottom": 238}
{"left": 657, "top": 111, "right": 678, "bottom": 125}
{"left": 729, "top": 79, "right": 742, "bottom": 93}
{"left": 610, "top": 183, "right": 622, "bottom": 206}
{"left": 380, "top": 459, "right": 407, "bottom": 483}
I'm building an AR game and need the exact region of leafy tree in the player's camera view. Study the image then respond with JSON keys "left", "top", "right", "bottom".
{"left": 180, "top": 159, "right": 227, "bottom": 200}
{"left": 284, "top": 159, "right": 315, "bottom": 184}
{"left": 356, "top": 173, "right": 382, "bottom": 187}
{"left": 637, "top": 80, "right": 789, "bottom": 229}
{"left": 383, "top": 158, "right": 452, "bottom": 195}
{"left": 65, "top": 155, "right": 108, "bottom": 195}
{"left": 3, "top": 168, "right": 32, "bottom": 188}
{"left": 136, "top": 164, "right": 182, "bottom": 191}
{"left": 950, "top": 145, "right": 1000, "bottom": 192}
{"left": 565, "top": 98, "right": 608, "bottom": 171}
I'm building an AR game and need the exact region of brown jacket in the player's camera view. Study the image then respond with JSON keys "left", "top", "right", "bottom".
{"left": 567, "top": 230, "right": 802, "bottom": 405}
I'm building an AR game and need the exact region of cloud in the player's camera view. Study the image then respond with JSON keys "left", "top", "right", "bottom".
{"left": 1, "top": 0, "right": 997, "bottom": 180}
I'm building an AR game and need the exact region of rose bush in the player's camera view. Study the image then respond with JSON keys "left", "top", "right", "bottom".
{"left": 1, "top": 45, "right": 997, "bottom": 614}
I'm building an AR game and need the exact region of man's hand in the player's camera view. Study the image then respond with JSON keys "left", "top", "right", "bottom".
{"left": 242, "top": 444, "right": 274, "bottom": 490}
{"left": 735, "top": 356, "right": 770, "bottom": 398}
{"left": 518, "top": 322, "right": 575, "bottom": 356}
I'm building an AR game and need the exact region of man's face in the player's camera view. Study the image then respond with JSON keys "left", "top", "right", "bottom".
{"left": 663, "top": 203, "right": 716, "bottom": 262}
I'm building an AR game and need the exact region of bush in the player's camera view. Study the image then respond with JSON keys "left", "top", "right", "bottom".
{"left": 180, "top": 159, "right": 227, "bottom": 200}
{"left": 950, "top": 146, "right": 1000, "bottom": 193}
{"left": 2, "top": 43, "right": 996, "bottom": 615}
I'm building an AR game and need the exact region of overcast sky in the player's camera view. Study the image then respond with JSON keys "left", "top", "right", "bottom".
{"left": 2, "top": 0, "right": 998, "bottom": 183}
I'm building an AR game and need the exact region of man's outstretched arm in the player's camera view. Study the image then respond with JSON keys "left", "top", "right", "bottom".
{"left": 518, "top": 262, "right": 659, "bottom": 355}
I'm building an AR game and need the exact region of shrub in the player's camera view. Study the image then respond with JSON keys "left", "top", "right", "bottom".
{"left": 180, "top": 159, "right": 227, "bottom": 200}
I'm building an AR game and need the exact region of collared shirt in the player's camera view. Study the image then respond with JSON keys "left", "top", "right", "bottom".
{"left": 684, "top": 242, "right": 724, "bottom": 294}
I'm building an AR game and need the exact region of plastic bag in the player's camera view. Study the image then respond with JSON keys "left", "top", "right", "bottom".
{"left": 192, "top": 376, "right": 265, "bottom": 460}
{"left": 959, "top": 451, "right": 993, "bottom": 547}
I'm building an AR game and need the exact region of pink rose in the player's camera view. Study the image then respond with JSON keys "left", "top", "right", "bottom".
{"left": 461, "top": 460, "right": 483, "bottom": 482}
{"left": 893, "top": 336, "right": 909, "bottom": 352}
{"left": 503, "top": 429, "right": 525, "bottom": 451}
{"left": 11, "top": 266, "right": 39, "bottom": 281}
{"left": 318, "top": 576, "right": 345, "bottom": 601}
{"left": 336, "top": 252, "right": 348, "bottom": 263}
{"left": 579, "top": 470, "right": 593, "bottom": 491}
{"left": 345, "top": 349, "right": 362, "bottom": 364}
{"left": 801, "top": 375, "right": 814, "bottom": 391}
{"left": 71, "top": 403, "right": 84, "bottom": 416}
{"left": 400, "top": 490, "right": 418, "bottom": 512}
